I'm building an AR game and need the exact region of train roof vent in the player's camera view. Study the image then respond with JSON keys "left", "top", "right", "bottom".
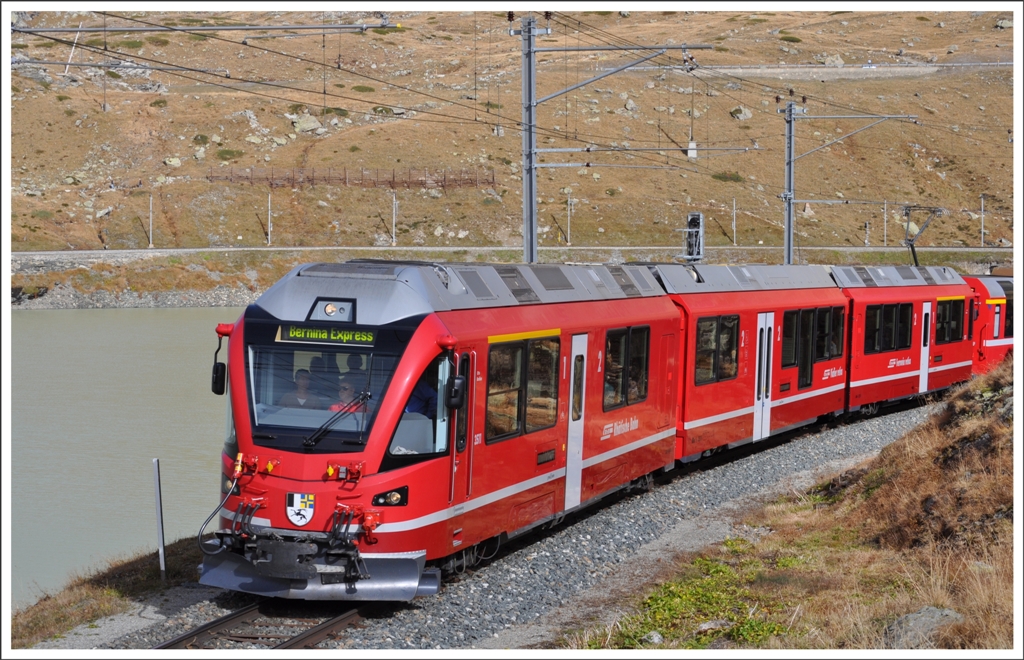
{"left": 299, "top": 263, "right": 395, "bottom": 278}
{"left": 917, "top": 267, "right": 936, "bottom": 285}
{"left": 606, "top": 265, "right": 641, "bottom": 297}
{"left": 495, "top": 265, "right": 541, "bottom": 303}
{"left": 624, "top": 265, "right": 654, "bottom": 292}
{"left": 454, "top": 268, "right": 497, "bottom": 300}
{"left": 531, "top": 265, "right": 574, "bottom": 291}
{"left": 853, "top": 266, "right": 878, "bottom": 287}
{"left": 895, "top": 266, "right": 920, "bottom": 282}
{"left": 585, "top": 268, "right": 608, "bottom": 288}
{"left": 729, "top": 266, "right": 755, "bottom": 288}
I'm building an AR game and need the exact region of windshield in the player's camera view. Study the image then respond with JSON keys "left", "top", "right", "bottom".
{"left": 248, "top": 344, "right": 398, "bottom": 452}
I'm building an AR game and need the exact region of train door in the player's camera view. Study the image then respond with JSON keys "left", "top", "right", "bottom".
{"left": 449, "top": 350, "right": 476, "bottom": 504}
{"left": 564, "top": 334, "right": 587, "bottom": 510}
{"left": 753, "top": 312, "right": 774, "bottom": 441}
{"left": 919, "top": 302, "right": 931, "bottom": 393}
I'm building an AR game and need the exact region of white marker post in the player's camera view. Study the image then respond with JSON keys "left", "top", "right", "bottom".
{"left": 153, "top": 458, "right": 166, "bottom": 581}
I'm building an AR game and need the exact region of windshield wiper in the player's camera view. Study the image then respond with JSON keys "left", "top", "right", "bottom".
{"left": 303, "top": 391, "right": 372, "bottom": 449}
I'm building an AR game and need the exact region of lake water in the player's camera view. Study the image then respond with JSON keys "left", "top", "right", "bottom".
{"left": 7, "top": 307, "right": 245, "bottom": 610}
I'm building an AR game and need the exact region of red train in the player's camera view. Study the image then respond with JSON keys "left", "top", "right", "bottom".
{"left": 197, "top": 260, "right": 1013, "bottom": 600}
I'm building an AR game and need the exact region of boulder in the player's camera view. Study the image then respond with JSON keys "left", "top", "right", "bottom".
{"left": 824, "top": 54, "right": 845, "bottom": 68}
{"left": 163, "top": 157, "right": 181, "bottom": 167}
{"left": 884, "top": 607, "right": 963, "bottom": 649}
{"left": 730, "top": 106, "right": 752, "bottom": 121}
{"left": 293, "top": 115, "right": 322, "bottom": 133}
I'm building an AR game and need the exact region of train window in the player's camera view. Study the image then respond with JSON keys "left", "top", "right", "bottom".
{"left": 881, "top": 304, "right": 897, "bottom": 352}
{"left": 628, "top": 326, "right": 650, "bottom": 403}
{"left": 604, "top": 327, "right": 650, "bottom": 408}
{"left": 935, "top": 299, "right": 965, "bottom": 344}
{"left": 781, "top": 311, "right": 798, "bottom": 367}
{"left": 525, "top": 338, "right": 560, "bottom": 433}
{"left": 865, "top": 304, "right": 913, "bottom": 354}
{"left": 455, "top": 354, "right": 470, "bottom": 453}
{"left": 695, "top": 318, "right": 719, "bottom": 385}
{"left": 571, "top": 355, "right": 584, "bottom": 421}
{"left": 486, "top": 337, "right": 560, "bottom": 441}
{"left": 864, "top": 305, "right": 882, "bottom": 354}
{"left": 814, "top": 307, "right": 831, "bottom": 362}
{"left": 604, "top": 329, "right": 628, "bottom": 407}
{"left": 695, "top": 316, "right": 738, "bottom": 385}
{"left": 998, "top": 280, "right": 1013, "bottom": 338}
{"left": 830, "top": 306, "right": 845, "bottom": 358}
{"left": 798, "top": 309, "right": 814, "bottom": 389}
{"left": 248, "top": 346, "right": 395, "bottom": 453}
{"left": 486, "top": 343, "right": 523, "bottom": 441}
{"left": 897, "top": 303, "right": 913, "bottom": 350}
{"left": 717, "top": 317, "right": 738, "bottom": 381}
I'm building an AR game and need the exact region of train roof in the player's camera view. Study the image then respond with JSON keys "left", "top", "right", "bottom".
{"left": 253, "top": 260, "right": 665, "bottom": 326}
{"left": 966, "top": 275, "right": 1014, "bottom": 300}
{"left": 829, "top": 265, "right": 966, "bottom": 288}
{"left": 635, "top": 263, "right": 838, "bottom": 294}
{"left": 253, "top": 260, "right": 976, "bottom": 327}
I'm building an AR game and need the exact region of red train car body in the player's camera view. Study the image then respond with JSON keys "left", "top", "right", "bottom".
{"left": 963, "top": 275, "right": 1014, "bottom": 374}
{"left": 197, "top": 260, "right": 1012, "bottom": 602}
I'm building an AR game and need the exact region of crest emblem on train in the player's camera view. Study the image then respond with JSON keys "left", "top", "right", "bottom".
{"left": 286, "top": 493, "right": 315, "bottom": 527}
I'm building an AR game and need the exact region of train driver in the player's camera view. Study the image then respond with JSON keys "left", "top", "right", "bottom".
{"left": 279, "top": 369, "right": 323, "bottom": 409}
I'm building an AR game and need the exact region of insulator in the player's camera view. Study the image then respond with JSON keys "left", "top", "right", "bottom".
{"left": 775, "top": 95, "right": 781, "bottom": 104}
{"left": 544, "top": 11, "right": 552, "bottom": 20}
{"left": 789, "top": 88, "right": 795, "bottom": 96}
{"left": 507, "top": 11, "right": 515, "bottom": 22}
{"left": 801, "top": 95, "right": 807, "bottom": 103}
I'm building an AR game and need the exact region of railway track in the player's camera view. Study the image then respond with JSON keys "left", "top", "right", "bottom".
{"left": 153, "top": 600, "right": 362, "bottom": 650}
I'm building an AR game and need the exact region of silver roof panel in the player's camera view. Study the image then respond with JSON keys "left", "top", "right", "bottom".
{"left": 638, "top": 263, "right": 838, "bottom": 294}
{"left": 830, "top": 265, "right": 966, "bottom": 288}
{"left": 253, "top": 260, "right": 664, "bottom": 325}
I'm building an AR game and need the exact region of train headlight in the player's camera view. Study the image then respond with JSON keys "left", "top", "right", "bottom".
{"left": 221, "top": 474, "right": 240, "bottom": 495}
{"left": 372, "top": 485, "right": 408, "bottom": 506}
{"left": 324, "top": 303, "right": 337, "bottom": 316}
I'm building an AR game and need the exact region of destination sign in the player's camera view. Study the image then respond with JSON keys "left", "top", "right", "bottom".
{"left": 276, "top": 325, "right": 376, "bottom": 346}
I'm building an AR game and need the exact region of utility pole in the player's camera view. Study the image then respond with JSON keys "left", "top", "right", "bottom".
{"left": 566, "top": 190, "right": 574, "bottom": 246}
{"left": 148, "top": 193, "right": 153, "bottom": 248}
{"left": 779, "top": 102, "right": 916, "bottom": 264}
{"left": 267, "top": 192, "right": 272, "bottom": 246}
{"left": 732, "top": 198, "right": 736, "bottom": 246}
{"left": 980, "top": 194, "right": 985, "bottom": 247}
{"left": 510, "top": 13, "right": 710, "bottom": 262}
{"left": 864, "top": 221, "right": 869, "bottom": 247}
{"left": 512, "top": 15, "right": 547, "bottom": 264}
{"left": 392, "top": 190, "right": 398, "bottom": 247}
{"left": 883, "top": 199, "right": 887, "bottom": 247}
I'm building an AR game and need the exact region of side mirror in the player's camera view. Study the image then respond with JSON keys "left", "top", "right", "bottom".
{"left": 212, "top": 362, "right": 227, "bottom": 395}
{"left": 445, "top": 375, "right": 466, "bottom": 410}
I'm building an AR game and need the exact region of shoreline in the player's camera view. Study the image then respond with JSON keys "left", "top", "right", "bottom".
{"left": 11, "top": 283, "right": 261, "bottom": 311}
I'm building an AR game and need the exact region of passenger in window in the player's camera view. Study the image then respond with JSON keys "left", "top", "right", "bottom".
{"left": 405, "top": 372, "right": 438, "bottom": 419}
{"left": 279, "top": 369, "right": 323, "bottom": 409}
{"left": 719, "top": 349, "right": 738, "bottom": 380}
{"left": 329, "top": 374, "right": 368, "bottom": 413}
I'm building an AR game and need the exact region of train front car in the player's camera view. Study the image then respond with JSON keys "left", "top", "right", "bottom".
{"left": 198, "top": 260, "right": 459, "bottom": 600}
{"left": 198, "top": 260, "right": 679, "bottom": 602}
{"left": 963, "top": 275, "right": 1014, "bottom": 374}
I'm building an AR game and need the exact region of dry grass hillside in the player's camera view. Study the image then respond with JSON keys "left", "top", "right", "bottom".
{"left": 9, "top": 9, "right": 1014, "bottom": 263}
{"left": 570, "top": 357, "right": 1014, "bottom": 650}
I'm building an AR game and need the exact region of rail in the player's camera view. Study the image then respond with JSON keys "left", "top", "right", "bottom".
{"left": 153, "top": 600, "right": 362, "bottom": 650}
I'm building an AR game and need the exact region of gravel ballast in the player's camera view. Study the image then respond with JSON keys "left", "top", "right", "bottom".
{"left": 34, "top": 403, "right": 938, "bottom": 650}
